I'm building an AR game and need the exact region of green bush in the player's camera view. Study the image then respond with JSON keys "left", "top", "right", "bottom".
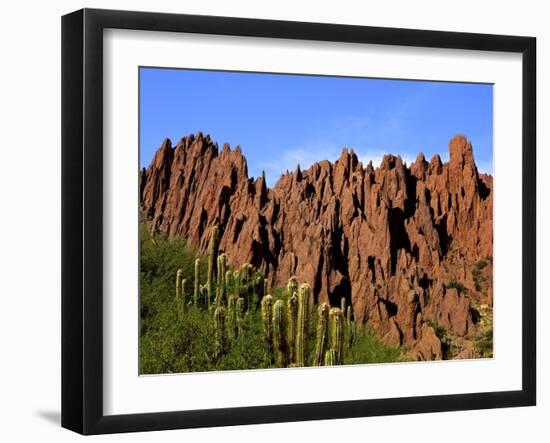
{"left": 425, "top": 319, "right": 451, "bottom": 358}
{"left": 445, "top": 278, "right": 467, "bottom": 295}
{"left": 474, "top": 327, "right": 493, "bottom": 358}
{"left": 472, "top": 258, "right": 491, "bottom": 293}
{"left": 473, "top": 259, "right": 489, "bottom": 272}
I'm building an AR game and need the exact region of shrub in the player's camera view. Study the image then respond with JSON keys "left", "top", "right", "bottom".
{"left": 425, "top": 319, "right": 451, "bottom": 358}
{"left": 474, "top": 327, "right": 493, "bottom": 358}
{"left": 445, "top": 278, "right": 467, "bottom": 295}
{"left": 473, "top": 258, "right": 489, "bottom": 272}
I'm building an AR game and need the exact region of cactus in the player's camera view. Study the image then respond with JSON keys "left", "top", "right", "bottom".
{"left": 261, "top": 295, "right": 274, "bottom": 357}
{"left": 207, "top": 225, "right": 219, "bottom": 308}
{"left": 272, "top": 300, "right": 287, "bottom": 367}
{"left": 176, "top": 269, "right": 184, "bottom": 301}
{"left": 233, "top": 270, "right": 241, "bottom": 294}
{"left": 340, "top": 297, "right": 347, "bottom": 318}
{"left": 227, "top": 295, "right": 236, "bottom": 341}
{"left": 225, "top": 269, "right": 233, "bottom": 297}
{"left": 216, "top": 253, "right": 227, "bottom": 306}
{"left": 237, "top": 263, "right": 253, "bottom": 306}
{"left": 329, "top": 307, "right": 345, "bottom": 365}
{"left": 340, "top": 298, "right": 346, "bottom": 347}
{"left": 213, "top": 307, "right": 226, "bottom": 359}
{"left": 296, "top": 283, "right": 310, "bottom": 367}
{"left": 193, "top": 258, "right": 200, "bottom": 308}
{"left": 240, "top": 262, "right": 252, "bottom": 284}
{"left": 287, "top": 276, "right": 298, "bottom": 299}
{"left": 324, "top": 349, "right": 337, "bottom": 366}
{"left": 175, "top": 269, "right": 184, "bottom": 320}
{"left": 287, "top": 290, "right": 298, "bottom": 365}
{"left": 263, "top": 278, "right": 269, "bottom": 298}
{"left": 178, "top": 278, "right": 187, "bottom": 319}
{"left": 314, "top": 303, "right": 330, "bottom": 366}
{"left": 236, "top": 297, "right": 245, "bottom": 338}
{"left": 346, "top": 305, "right": 354, "bottom": 347}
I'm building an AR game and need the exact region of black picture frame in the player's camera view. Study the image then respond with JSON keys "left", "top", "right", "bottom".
{"left": 61, "top": 8, "right": 536, "bottom": 435}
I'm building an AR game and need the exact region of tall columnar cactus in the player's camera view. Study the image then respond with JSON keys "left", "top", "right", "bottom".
{"left": 287, "top": 276, "right": 298, "bottom": 299}
{"left": 287, "top": 290, "right": 298, "bottom": 365}
{"left": 176, "top": 269, "right": 184, "bottom": 301}
{"left": 215, "top": 256, "right": 221, "bottom": 304}
{"left": 340, "top": 297, "right": 347, "bottom": 318}
{"left": 207, "top": 225, "right": 219, "bottom": 308}
{"left": 272, "top": 300, "right": 287, "bottom": 367}
{"left": 340, "top": 298, "right": 347, "bottom": 347}
{"left": 236, "top": 297, "right": 245, "bottom": 338}
{"left": 225, "top": 270, "right": 233, "bottom": 297}
{"left": 240, "top": 263, "right": 252, "bottom": 284}
{"left": 263, "top": 278, "right": 269, "bottom": 298}
{"left": 216, "top": 253, "right": 227, "bottom": 306}
{"left": 178, "top": 278, "right": 187, "bottom": 319}
{"left": 314, "top": 303, "right": 330, "bottom": 366}
{"left": 324, "top": 349, "right": 337, "bottom": 366}
{"left": 227, "top": 295, "right": 236, "bottom": 341}
{"left": 233, "top": 270, "right": 241, "bottom": 294}
{"left": 237, "top": 263, "right": 251, "bottom": 305}
{"left": 193, "top": 258, "right": 200, "bottom": 308}
{"left": 296, "top": 283, "right": 310, "bottom": 367}
{"left": 329, "top": 307, "right": 345, "bottom": 365}
{"left": 261, "top": 295, "right": 274, "bottom": 356}
{"left": 213, "top": 307, "right": 226, "bottom": 359}
{"left": 175, "top": 269, "right": 184, "bottom": 320}
{"left": 346, "top": 305, "right": 354, "bottom": 347}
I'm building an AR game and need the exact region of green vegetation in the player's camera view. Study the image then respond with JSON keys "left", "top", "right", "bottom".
{"left": 425, "top": 319, "right": 452, "bottom": 359}
{"left": 445, "top": 278, "right": 467, "bottom": 295}
{"left": 472, "top": 257, "right": 492, "bottom": 293}
{"left": 314, "top": 304, "right": 329, "bottom": 366}
{"left": 140, "top": 225, "right": 407, "bottom": 374}
{"left": 474, "top": 327, "right": 493, "bottom": 358}
{"left": 472, "top": 302, "right": 493, "bottom": 358}
{"left": 473, "top": 258, "right": 489, "bottom": 272}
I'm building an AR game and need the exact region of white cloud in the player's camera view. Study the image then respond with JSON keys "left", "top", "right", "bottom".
{"left": 257, "top": 144, "right": 340, "bottom": 187}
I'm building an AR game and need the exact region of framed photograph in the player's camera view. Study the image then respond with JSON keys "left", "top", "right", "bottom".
{"left": 61, "top": 8, "right": 536, "bottom": 435}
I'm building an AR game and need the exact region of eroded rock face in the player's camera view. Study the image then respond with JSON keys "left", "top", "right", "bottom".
{"left": 140, "top": 133, "right": 493, "bottom": 359}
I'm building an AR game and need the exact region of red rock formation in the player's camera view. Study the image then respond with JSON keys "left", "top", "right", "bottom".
{"left": 140, "top": 132, "right": 493, "bottom": 359}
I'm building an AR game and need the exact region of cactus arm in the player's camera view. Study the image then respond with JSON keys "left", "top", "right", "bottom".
{"left": 287, "top": 289, "right": 297, "bottom": 365}
{"left": 314, "top": 303, "right": 329, "bottom": 366}
{"left": 207, "top": 225, "right": 219, "bottom": 308}
{"left": 260, "top": 295, "right": 274, "bottom": 361}
{"left": 329, "top": 307, "right": 345, "bottom": 365}
{"left": 272, "top": 300, "right": 287, "bottom": 367}
{"left": 324, "top": 349, "right": 336, "bottom": 366}
{"left": 193, "top": 258, "right": 201, "bottom": 308}
{"left": 296, "top": 283, "right": 310, "bottom": 367}
{"left": 236, "top": 297, "right": 245, "bottom": 339}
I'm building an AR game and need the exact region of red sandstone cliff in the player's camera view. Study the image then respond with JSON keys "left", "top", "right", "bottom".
{"left": 140, "top": 133, "right": 493, "bottom": 359}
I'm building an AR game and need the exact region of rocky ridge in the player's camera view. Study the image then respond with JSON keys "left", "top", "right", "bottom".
{"left": 140, "top": 133, "right": 493, "bottom": 359}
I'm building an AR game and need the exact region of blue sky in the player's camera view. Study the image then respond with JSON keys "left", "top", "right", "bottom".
{"left": 140, "top": 68, "right": 493, "bottom": 187}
